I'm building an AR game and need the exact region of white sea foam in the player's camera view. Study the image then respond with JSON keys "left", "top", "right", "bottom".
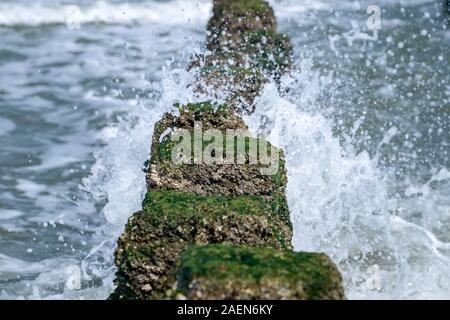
{"left": 16, "top": 179, "right": 47, "bottom": 199}
{"left": 0, "top": 253, "right": 48, "bottom": 281}
{"left": 81, "top": 65, "right": 196, "bottom": 228}
{"left": 246, "top": 58, "right": 450, "bottom": 299}
{"left": 0, "top": 0, "right": 211, "bottom": 27}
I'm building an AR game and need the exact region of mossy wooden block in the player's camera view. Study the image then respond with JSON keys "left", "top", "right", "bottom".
{"left": 110, "top": 191, "right": 292, "bottom": 299}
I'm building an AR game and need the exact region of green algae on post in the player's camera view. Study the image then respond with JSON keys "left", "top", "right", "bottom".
{"left": 172, "top": 244, "right": 346, "bottom": 300}
{"left": 109, "top": 0, "right": 345, "bottom": 301}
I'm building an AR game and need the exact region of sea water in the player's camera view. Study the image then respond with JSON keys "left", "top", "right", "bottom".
{"left": 0, "top": 0, "right": 448, "bottom": 299}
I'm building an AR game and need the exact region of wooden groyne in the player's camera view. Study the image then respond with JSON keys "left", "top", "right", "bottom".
{"left": 109, "top": 0, "right": 345, "bottom": 300}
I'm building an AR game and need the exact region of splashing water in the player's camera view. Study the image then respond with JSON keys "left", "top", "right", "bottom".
{"left": 0, "top": 0, "right": 448, "bottom": 299}
{"left": 246, "top": 56, "right": 449, "bottom": 299}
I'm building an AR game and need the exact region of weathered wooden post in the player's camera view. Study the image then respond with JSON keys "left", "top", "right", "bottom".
{"left": 109, "top": 0, "right": 345, "bottom": 300}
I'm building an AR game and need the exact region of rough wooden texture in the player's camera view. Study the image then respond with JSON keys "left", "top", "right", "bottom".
{"left": 110, "top": 0, "right": 346, "bottom": 300}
